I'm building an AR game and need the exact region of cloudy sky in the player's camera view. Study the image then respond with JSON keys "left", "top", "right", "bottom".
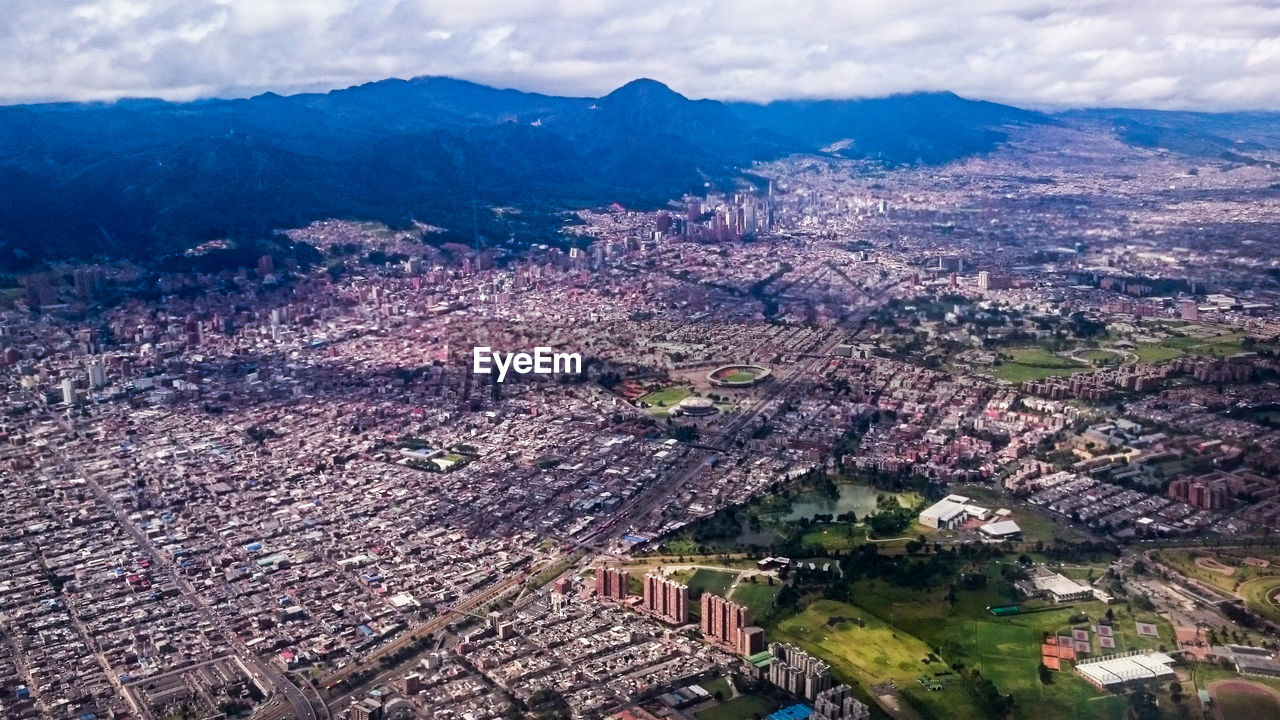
{"left": 4, "top": 0, "right": 1280, "bottom": 109}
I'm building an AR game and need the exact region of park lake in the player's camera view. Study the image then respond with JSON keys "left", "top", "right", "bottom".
{"left": 768, "top": 483, "right": 884, "bottom": 521}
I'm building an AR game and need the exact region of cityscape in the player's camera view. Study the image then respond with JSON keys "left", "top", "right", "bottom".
{"left": 6, "top": 3, "right": 1280, "bottom": 720}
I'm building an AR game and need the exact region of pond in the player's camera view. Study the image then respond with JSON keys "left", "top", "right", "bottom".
{"left": 769, "top": 483, "right": 887, "bottom": 522}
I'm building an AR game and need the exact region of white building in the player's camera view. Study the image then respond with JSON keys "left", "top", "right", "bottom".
{"left": 1075, "top": 651, "right": 1176, "bottom": 691}
{"left": 1018, "top": 567, "right": 1093, "bottom": 604}
{"left": 918, "top": 495, "right": 990, "bottom": 530}
{"left": 979, "top": 519, "right": 1022, "bottom": 539}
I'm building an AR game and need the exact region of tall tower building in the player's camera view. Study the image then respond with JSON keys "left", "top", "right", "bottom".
{"left": 595, "top": 567, "right": 629, "bottom": 600}
{"left": 700, "top": 593, "right": 748, "bottom": 648}
{"left": 87, "top": 362, "right": 107, "bottom": 388}
{"left": 642, "top": 573, "right": 688, "bottom": 625}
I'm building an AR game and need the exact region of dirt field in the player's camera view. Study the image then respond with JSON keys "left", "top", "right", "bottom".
{"left": 1196, "top": 557, "right": 1237, "bottom": 576}
{"left": 1175, "top": 627, "right": 1210, "bottom": 660}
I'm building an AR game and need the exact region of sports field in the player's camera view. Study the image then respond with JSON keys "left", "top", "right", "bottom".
{"left": 1131, "top": 344, "right": 1184, "bottom": 364}
{"left": 694, "top": 694, "right": 777, "bottom": 720}
{"left": 1211, "top": 680, "right": 1280, "bottom": 720}
{"left": 639, "top": 385, "right": 692, "bottom": 408}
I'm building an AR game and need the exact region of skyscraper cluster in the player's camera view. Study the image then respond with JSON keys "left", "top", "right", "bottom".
{"left": 678, "top": 192, "right": 773, "bottom": 242}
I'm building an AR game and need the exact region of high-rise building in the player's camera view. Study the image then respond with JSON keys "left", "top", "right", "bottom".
{"left": 811, "top": 685, "right": 870, "bottom": 720}
{"left": 87, "top": 362, "right": 107, "bottom": 388}
{"left": 60, "top": 378, "right": 76, "bottom": 405}
{"left": 595, "top": 567, "right": 629, "bottom": 600}
{"left": 768, "top": 642, "right": 832, "bottom": 701}
{"left": 72, "top": 268, "right": 106, "bottom": 299}
{"left": 700, "top": 593, "right": 748, "bottom": 648}
{"left": 738, "top": 626, "right": 765, "bottom": 656}
{"left": 642, "top": 573, "right": 688, "bottom": 625}
{"left": 24, "top": 274, "right": 54, "bottom": 309}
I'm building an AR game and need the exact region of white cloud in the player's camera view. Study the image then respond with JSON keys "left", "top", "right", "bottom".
{"left": 0, "top": 0, "right": 1278, "bottom": 109}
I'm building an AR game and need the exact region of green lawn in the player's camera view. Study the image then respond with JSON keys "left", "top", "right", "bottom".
{"left": 994, "top": 347, "right": 1089, "bottom": 383}
{"left": 638, "top": 385, "right": 693, "bottom": 412}
{"left": 1239, "top": 576, "right": 1280, "bottom": 625}
{"left": 729, "top": 581, "right": 782, "bottom": 626}
{"left": 686, "top": 568, "right": 739, "bottom": 599}
{"left": 700, "top": 676, "right": 733, "bottom": 701}
{"left": 840, "top": 576, "right": 1151, "bottom": 720}
{"left": 772, "top": 599, "right": 986, "bottom": 720}
{"left": 801, "top": 523, "right": 866, "bottom": 551}
{"left": 694, "top": 694, "right": 777, "bottom": 720}
{"left": 1137, "top": 328, "right": 1252, "bottom": 363}
{"left": 1078, "top": 348, "right": 1122, "bottom": 363}
{"left": 1132, "top": 343, "right": 1184, "bottom": 364}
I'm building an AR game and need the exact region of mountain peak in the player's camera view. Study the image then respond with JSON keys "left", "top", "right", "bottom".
{"left": 604, "top": 78, "right": 685, "bottom": 102}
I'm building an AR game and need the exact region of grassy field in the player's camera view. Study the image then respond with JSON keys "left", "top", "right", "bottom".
{"left": 772, "top": 599, "right": 987, "bottom": 720}
{"left": 638, "top": 385, "right": 693, "bottom": 415}
{"left": 1131, "top": 343, "right": 1184, "bottom": 364}
{"left": 700, "top": 676, "right": 733, "bottom": 701}
{"left": 729, "top": 581, "right": 782, "bottom": 626}
{"left": 994, "top": 347, "right": 1089, "bottom": 383}
{"left": 838, "top": 574, "right": 1158, "bottom": 720}
{"left": 1130, "top": 326, "right": 1253, "bottom": 365}
{"left": 1239, "top": 576, "right": 1280, "bottom": 625}
{"left": 693, "top": 694, "right": 777, "bottom": 720}
{"left": 686, "top": 568, "right": 739, "bottom": 599}
{"left": 800, "top": 523, "right": 866, "bottom": 551}
{"left": 1156, "top": 548, "right": 1280, "bottom": 596}
{"left": 1078, "top": 348, "right": 1122, "bottom": 363}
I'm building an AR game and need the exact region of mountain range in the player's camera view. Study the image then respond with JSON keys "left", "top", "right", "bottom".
{"left": 1, "top": 76, "right": 1278, "bottom": 271}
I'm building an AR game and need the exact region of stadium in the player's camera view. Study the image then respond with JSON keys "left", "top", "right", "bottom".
{"left": 707, "top": 364, "right": 772, "bottom": 388}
